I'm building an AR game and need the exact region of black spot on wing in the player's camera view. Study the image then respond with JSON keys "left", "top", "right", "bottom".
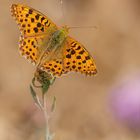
{"left": 37, "top": 23, "right": 41, "bottom": 27}
{"left": 34, "top": 27, "right": 38, "bottom": 33}
{"left": 41, "top": 27, "right": 44, "bottom": 32}
{"left": 79, "top": 50, "right": 84, "bottom": 54}
{"left": 76, "top": 56, "right": 81, "bottom": 59}
{"left": 31, "top": 18, "right": 34, "bottom": 22}
{"left": 26, "top": 14, "right": 29, "bottom": 17}
{"left": 66, "top": 54, "right": 71, "bottom": 58}
{"left": 85, "top": 56, "right": 90, "bottom": 60}
{"left": 29, "top": 9, "right": 33, "bottom": 14}
{"left": 71, "top": 50, "right": 75, "bottom": 55}
{"left": 75, "top": 46, "right": 81, "bottom": 50}
{"left": 41, "top": 17, "right": 45, "bottom": 22}
{"left": 35, "top": 14, "right": 40, "bottom": 20}
{"left": 82, "top": 60, "right": 86, "bottom": 63}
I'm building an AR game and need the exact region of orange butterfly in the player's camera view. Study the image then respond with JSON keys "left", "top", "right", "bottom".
{"left": 11, "top": 4, "right": 97, "bottom": 77}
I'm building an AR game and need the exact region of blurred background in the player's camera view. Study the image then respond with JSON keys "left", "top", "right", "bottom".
{"left": 1, "top": 0, "right": 140, "bottom": 140}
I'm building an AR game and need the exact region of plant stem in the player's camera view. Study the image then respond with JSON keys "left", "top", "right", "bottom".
{"left": 43, "top": 93, "right": 50, "bottom": 140}
{"left": 30, "top": 70, "right": 55, "bottom": 140}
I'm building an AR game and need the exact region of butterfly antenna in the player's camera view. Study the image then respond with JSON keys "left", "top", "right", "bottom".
{"left": 69, "top": 25, "right": 97, "bottom": 30}
{"left": 60, "top": 0, "right": 66, "bottom": 25}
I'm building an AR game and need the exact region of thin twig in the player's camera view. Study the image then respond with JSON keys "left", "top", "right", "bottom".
{"left": 30, "top": 70, "right": 55, "bottom": 140}
{"left": 60, "top": 0, "right": 66, "bottom": 25}
{"left": 43, "top": 93, "right": 50, "bottom": 140}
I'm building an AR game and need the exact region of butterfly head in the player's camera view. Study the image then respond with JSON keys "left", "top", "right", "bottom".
{"left": 61, "top": 25, "right": 70, "bottom": 36}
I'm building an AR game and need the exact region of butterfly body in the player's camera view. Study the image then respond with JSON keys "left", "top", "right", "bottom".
{"left": 11, "top": 4, "right": 97, "bottom": 77}
{"left": 45, "top": 26, "right": 68, "bottom": 53}
{"left": 36, "top": 26, "right": 68, "bottom": 67}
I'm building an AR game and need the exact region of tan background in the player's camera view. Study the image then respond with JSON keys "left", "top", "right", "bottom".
{"left": 0, "top": 0, "right": 140, "bottom": 140}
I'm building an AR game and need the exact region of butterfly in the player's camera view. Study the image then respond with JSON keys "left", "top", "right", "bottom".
{"left": 11, "top": 4, "right": 97, "bottom": 77}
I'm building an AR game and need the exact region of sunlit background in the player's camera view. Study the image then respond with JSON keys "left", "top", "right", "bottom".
{"left": 1, "top": 0, "right": 140, "bottom": 140}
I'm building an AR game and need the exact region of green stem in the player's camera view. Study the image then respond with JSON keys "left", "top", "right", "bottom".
{"left": 30, "top": 70, "right": 55, "bottom": 140}
{"left": 43, "top": 93, "right": 50, "bottom": 140}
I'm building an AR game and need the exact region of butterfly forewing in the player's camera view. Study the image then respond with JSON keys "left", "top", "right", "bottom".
{"left": 11, "top": 4, "right": 57, "bottom": 37}
{"left": 63, "top": 37, "right": 97, "bottom": 75}
{"left": 11, "top": 4, "right": 58, "bottom": 64}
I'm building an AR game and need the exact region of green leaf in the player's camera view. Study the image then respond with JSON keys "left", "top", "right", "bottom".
{"left": 42, "top": 80, "right": 51, "bottom": 95}
{"left": 30, "top": 85, "right": 42, "bottom": 109}
{"left": 32, "top": 77, "right": 42, "bottom": 88}
{"left": 51, "top": 96, "right": 56, "bottom": 112}
{"left": 30, "top": 85, "right": 38, "bottom": 102}
{"left": 50, "top": 77, "right": 56, "bottom": 85}
{"left": 32, "top": 77, "right": 36, "bottom": 86}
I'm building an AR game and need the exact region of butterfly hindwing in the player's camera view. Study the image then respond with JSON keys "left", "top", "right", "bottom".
{"left": 39, "top": 36, "right": 97, "bottom": 77}
{"left": 40, "top": 59, "right": 67, "bottom": 76}
{"left": 19, "top": 35, "right": 47, "bottom": 65}
{"left": 39, "top": 44, "right": 68, "bottom": 76}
